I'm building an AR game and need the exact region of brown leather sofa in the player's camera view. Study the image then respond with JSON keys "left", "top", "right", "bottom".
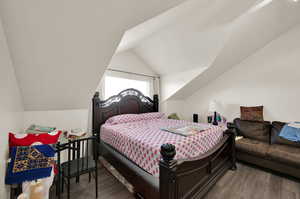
{"left": 229, "top": 119, "right": 300, "bottom": 179}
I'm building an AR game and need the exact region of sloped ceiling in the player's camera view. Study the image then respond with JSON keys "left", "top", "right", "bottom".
{"left": 132, "top": 0, "right": 260, "bottom": 75}
{"left": 134, "top": 25, "right": 230, "bottom": 75}
{"left": 108, "top": 50, "right": 156, "bottom": 76}
{"left": 2, "top": 0, "right": 299, "bottom": 110}
{"left": 0, "top": 0, "right": 188, "bottom": 111}
{"left": 116, "top": 0, "right": 213, "bottom": 53}
{"left": 160, "top": 67, "right": 207, "bottom": 100}
{"left": 116, "top": 0, "right": 262, "bottom": 100}
{"left": 117, "top": 0, "right": 300, "bottom": 101}
{"left": 171, "top": 0, "right": 300, "bottom": 100}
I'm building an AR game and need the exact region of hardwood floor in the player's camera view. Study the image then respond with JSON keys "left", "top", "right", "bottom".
{"left": 53, "top": 163, "right": 300, "bottom": 199}
{"left": 204, "top": 163, "right": 300, "bottom": 199}
{"left": 50, "top": 166, "right": 134, "bottom": 199}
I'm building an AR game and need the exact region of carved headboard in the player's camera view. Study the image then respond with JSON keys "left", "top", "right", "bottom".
{"left": 92, "top": 88, "right": 159, "bottom": 139}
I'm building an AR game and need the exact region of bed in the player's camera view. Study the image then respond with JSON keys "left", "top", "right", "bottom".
{"left": 92, "top": 89, "right": 236, "bottom": 199}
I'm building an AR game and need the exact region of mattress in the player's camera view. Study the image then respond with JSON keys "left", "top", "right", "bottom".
{"left": 101, "top": 118, "right": 225, "bottom": 177}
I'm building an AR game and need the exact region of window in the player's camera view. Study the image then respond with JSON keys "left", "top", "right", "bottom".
{"left": 103, "top": 72, "right": 154, "bottom": 99}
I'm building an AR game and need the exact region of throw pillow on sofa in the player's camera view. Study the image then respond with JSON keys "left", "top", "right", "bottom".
{"left": 271, "top": 121, "right": 300, "bottom": 147}
{"left": 240, "top": 106, "right": 264, "bottom": 121}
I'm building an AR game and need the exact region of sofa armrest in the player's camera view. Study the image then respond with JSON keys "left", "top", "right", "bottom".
{"left": 227, "top": 122, "right": 235, "bottom": 129}
{"left": 227, "top": 122, "right": 237, "bottom": 136}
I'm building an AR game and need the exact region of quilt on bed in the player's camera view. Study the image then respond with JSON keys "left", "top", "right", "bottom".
{"left": 101, "top": 115, "right": 225, "bottom": 177}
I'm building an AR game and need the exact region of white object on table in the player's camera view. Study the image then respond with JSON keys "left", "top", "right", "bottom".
{"left": 208, "top": 100, "right": 217, "bottom": 113}
{"left": 68, "top": 128, "right": 85, "bottom": 137}
{"left": 18, "top": 141, "right": 54, "bottom": 199}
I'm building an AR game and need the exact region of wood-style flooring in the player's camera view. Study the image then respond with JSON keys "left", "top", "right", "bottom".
{"left": 53, "top": 163, "right": 300, "bottom": 199}
{"left": 50, "top": 166, "right": 133, "bottom": 199}
{"left": 204, "top": 163, "right": 300, "bottom": 199}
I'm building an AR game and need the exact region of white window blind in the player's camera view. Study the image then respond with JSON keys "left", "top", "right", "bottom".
{"left": 102, "top": 70, "right": 155, "bottom": 100}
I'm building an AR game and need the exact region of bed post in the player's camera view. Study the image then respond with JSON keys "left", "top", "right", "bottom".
{"left": 159, "top": 144, "right": 178, "bottom": 199}
{"left": 153, "top": 94, "right": 159, "bottom": 112}
{"left": 225, "top": 129, "right": 237, "bottom": 170}
{"left": 92, "top": 92, "right": 100, "bottom": 141}
{"left": 230, "top": 130, "right": 237, "bottom": 170}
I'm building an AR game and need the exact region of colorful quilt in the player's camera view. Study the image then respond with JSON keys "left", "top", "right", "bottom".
{"left": 101, "top": 118, "right": 225, "bottom": 177}
{"left": 5, "top": 145, "right": 55, "bottom": 185}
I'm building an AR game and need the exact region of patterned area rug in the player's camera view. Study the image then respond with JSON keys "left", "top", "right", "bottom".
{"left": 100, "top": 157, "right": 134, "bottom": 193}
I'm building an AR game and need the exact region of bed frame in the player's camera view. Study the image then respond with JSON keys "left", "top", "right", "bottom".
{"left": 92, "top": 88, "right": 236, "bottom": 199}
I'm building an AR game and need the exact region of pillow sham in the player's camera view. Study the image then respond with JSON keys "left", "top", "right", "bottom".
{"left": 105, "top": 112, "right": 166, "bottom": 125}
{"left": 105, "top": 114, "right": 141, "bottom": 125}
{"left": 9, "top": 130, "right": 62, "bottom": 148}
{"left": 139, "top": 112, "right": 166, "bottom": 120}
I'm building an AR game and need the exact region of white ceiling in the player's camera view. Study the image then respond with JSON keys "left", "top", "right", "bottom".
{"left": 160, "top": 67, "right": 207, "bottom": 101}
{"left": 134, "top": 25, "right": 230, "bottom": 75}
{"left": 171, "top": 0, "right": 300, "bottom": 100}
{"left": 118, "top": 0, "right": 260, "bottom": 75}
{"left": 2, "top": 0, "right": 299, "bottom": 110}
{"left": 116, "top": 0, "right": 212, "bottom": 53}
{"left": 116, "top": 0, "right": 300, "bottom": 101}
{"left": 0, "top": 0, "right": 188, "bottom": 111}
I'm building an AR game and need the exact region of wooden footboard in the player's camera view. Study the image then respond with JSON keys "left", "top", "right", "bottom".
{"left": 101, "top": 129, "right": 236, "bottom": 199}
{"left": 159, "top": 130, "right": 236, "bottom": 199}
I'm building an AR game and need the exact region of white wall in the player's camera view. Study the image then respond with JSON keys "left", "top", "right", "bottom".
{"left": 161, "top": 100, "right": 185, "bottom": 120}
{"left": 182, "top": 24, "right": 300, "bottom": 123}
{"left": 109, "top": 50, "right": 157, "bottom": 76}
{"left": 0, "top": 19, "right": 24, "bottom": 198}
{"left": 23, "top": 109, "right": 89, "bottom": 131}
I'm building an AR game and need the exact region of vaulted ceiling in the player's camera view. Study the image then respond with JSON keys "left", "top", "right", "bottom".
{"left": 1, "top": 0, "right": 300, "bottom": 110}
{"left": 0, "top": 0, "right": 187, "bottom": 111}
{"left": 131, "top": 0, "right": 260, "bottom": 75}
{"left": 118, "top": 0, "right": 300, "bottom": 101}
{"left": 171, "top": 0, "right": 300, "bottom": 100}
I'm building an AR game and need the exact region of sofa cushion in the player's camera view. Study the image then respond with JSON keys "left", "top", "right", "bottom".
{"left": 271, "top": 121, "right": 300, "bottom": 147}
{"left": 234, "top": 118, "right": 271, "bottom": 142}
{"left": 236, "top": 138, "right": 270, "bottom": 157}
{"left": 240, "top": 106, "right": 264, "bottom": 121}
{"left": 267, "top": 144, "right": 300, "bottom": 167}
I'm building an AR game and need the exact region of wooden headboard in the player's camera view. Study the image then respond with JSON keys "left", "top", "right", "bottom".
{"left": 92, "top": 88, "right": 159, "bottom": 139}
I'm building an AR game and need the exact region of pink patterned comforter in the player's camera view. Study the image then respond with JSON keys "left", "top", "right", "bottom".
{"left": 101, "top": 119, "right": 225, "bottom": 177}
